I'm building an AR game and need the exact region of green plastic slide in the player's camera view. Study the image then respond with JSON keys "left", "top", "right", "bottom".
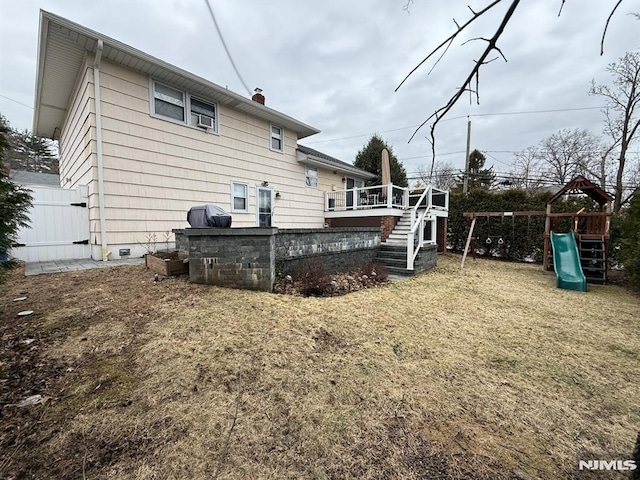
{"left": 550, "top": 231, "right": 587, "bottom": 292}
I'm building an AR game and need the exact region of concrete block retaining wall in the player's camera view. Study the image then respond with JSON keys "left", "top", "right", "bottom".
{"left": 174, "top": 227, "right": 381, "bottom": 291}
{"left": 275, "top": 228, "right": 380, "bottom": 276}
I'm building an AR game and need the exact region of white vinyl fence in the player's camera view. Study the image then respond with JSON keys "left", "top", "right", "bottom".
{"left": 12, "top": 185, "right": 90, "bottom": 262}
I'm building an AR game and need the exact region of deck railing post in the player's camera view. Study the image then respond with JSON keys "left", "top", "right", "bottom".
{"left": 407, "top": 231, "right": 414, "bottom": 270}
{"left": 431, "top": 216, "right": 437, "bottom": 245}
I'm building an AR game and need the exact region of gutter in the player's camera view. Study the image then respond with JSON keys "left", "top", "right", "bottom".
{"left": 32, "top": 13, "right": 49, "bottom": 133}
{"left": 94, "top": 39, "right": 109, "bottom": 261}
{"left": 297, "top": 154, "right": 376, "bottom": 180}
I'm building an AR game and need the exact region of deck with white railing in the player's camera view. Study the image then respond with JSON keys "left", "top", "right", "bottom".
{"left": 324, "top": 184, "right": 449, "bottom": 271}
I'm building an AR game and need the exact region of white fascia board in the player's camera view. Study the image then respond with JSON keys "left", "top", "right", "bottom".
{"left": 36, "top": 10, "right": 320, "bottom": 139}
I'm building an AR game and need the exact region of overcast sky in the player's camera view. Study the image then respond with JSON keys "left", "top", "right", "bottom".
{"left": 1, "top": 0, "right": 639, "bottom": 181}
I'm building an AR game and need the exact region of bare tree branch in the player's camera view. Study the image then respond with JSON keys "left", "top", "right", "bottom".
{"left": 403, "top": 0, "right": 414, "bottom": 15}
{"left": 461, "top": 37, "right": 492, "bottom": 46}
{"left": 601, "top": 0, "right": 624, "bottom": 55}
{"left": 590, "top": 52, "right": 640, "bottom": 211}
{"left": 406, "top": 0, "right": 522, "bottom": 145}
{"left": 493, "top": 46, "right": 508, "bottom": 62}
{"left": 558, "top": 0, "right": 567, "bottom": 17}
{"left": 427, "top": 38, "right": 455, "bottom": 75}
{"left": 395, "top": 0, "right": 503, "bottom": 92}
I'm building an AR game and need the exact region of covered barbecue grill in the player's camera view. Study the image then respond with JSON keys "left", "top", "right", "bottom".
{"left": 187, "top": 205, "right": 232, "bottom": 228}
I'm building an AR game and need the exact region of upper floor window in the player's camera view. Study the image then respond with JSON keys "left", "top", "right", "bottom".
{"left": 190, "top": 97, "right": 216, "bottom": 129}
{"left": 151, "top": 80, "right": 218, "bottom": 133}
{"left": 270, "top": 124, "right": 283, "bottom": 152}
{"left": 305, "top": 166, "right": 318, "bottom": 188}
{"left": 153, "top": 83, "right": 185, "bottom": 121}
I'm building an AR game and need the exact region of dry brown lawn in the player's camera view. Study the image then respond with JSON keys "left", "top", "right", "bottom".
{"left": 1, "top": 255, "right": 638, "bottom": 479}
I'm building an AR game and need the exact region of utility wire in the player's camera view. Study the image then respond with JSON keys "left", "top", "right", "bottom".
{"left": 0, "top": 94, "right": 33, "bottom": 109}
{"left": 470, "top": 106, "right": 603, "bottom": 117}
{"left": 305, "top": 106, "right": 605, "bottom": 145}
{"left": 203, "top": 0, "right": 252, "bottom": 97}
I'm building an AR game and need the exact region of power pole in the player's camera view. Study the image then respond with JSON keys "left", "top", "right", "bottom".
{"left": 463, "top": 117, "right": 471, "bottom": 195}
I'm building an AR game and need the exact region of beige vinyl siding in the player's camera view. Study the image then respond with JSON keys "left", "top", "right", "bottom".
{"left": 317, "top": 168, "right": 347, "bottom": 195}
{"left": 58, "top": 56, "right": 101, "bottom": 245}
{"left": 95, "top": 59, "right": 325, "bottom": 244}
{"left": 59, "top": 57, "right": 95, "bottom": 190}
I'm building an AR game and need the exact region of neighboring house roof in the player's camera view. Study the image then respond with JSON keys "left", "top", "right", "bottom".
{"left": 33, "top": 10, "right": 320, "bottom": 140}
{"left": 297, "top": 144, "right": 376, "bottom": 180}
{"left": 10, "top": 170, "right": 60, "bottom": 186}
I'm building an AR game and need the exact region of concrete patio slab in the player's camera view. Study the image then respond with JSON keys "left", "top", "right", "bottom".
{"left": 25, "top": 257, "right": 144, "bottom": 276}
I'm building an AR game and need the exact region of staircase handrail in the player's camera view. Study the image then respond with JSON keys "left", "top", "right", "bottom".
{"left": 406, "top": 186, "right": 432, "bottom": 270}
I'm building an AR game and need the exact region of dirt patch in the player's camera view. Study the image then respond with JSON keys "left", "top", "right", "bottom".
{"left": 0, "top": 264, "right": 210, "bottom": 479}
{"left": 1, "top": 255, "right": 639, "bottom": 479}
{"left": 312, "top": 326, "right": 352, "bottom": 352}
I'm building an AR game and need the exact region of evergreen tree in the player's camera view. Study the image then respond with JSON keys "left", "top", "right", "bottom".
{"left": 458, "top": 149, "right": 495, "bottom": 190}
{"left": 0, "top": 114, "right": 58, "bottom": 173}
{"left": 0, "top": 116, "right": 33, "bottom": 281}
{"left": 354, "top": 135, "right": 408, "bottom": 187}
{"left": 618, "top": 190, "right": 640, "bottom": 287}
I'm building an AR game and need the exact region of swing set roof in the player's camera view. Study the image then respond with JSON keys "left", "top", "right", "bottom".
{"left": 547, "top": 176, "right": 613, "bottom": 206}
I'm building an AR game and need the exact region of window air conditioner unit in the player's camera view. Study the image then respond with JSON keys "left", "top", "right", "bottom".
{"left": 197, "top": 114, "right": 214, "bottom": 129}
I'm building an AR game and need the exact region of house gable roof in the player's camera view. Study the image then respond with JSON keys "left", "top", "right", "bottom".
{"left": 297, "top": 145, "right": 375, "bottom": 180}
{"left": 33, "top": 10, "right": 320, "bottom": 140}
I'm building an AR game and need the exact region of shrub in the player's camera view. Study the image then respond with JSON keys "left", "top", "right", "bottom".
{"left": 0, "top": 119, "right": 33, "bottom": 283}
{"left": 617, "top": 192, "right": 640, "bottom": 287}
{"left": 273, "top": 260, "right": 389, "bottom": 297}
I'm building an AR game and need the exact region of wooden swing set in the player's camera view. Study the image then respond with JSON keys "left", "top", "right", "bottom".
{"left": 460, "top": 176, "right": 613, "bottom": 283}
{"left": 460, "top": 210, "right": 545, "bottom": 269}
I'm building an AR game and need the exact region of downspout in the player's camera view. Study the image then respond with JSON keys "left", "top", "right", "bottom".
{"left": 94, "top": 39, "right": 109, "bottom": 261}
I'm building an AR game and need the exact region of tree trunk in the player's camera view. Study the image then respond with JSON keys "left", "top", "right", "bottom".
{"left": 614, "top": 142, "right": 627, "bottom": 213}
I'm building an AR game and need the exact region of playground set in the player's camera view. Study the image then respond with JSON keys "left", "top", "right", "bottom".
{"left": 461, "top": 176, "right": 614, "bottom": 292}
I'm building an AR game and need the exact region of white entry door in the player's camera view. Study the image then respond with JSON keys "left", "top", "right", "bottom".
{"left": 12, "top": 185, "right": 90, "bottom": 262}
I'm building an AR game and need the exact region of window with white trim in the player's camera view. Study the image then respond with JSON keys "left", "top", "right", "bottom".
{"left": 151, "top": 80, "right": 218, "bottom": 132}
{"left": 231, "top": 182, "right": 248, "bottom": 212}
{"left": 153, "top": 82, "right": 185, "bottom": 121}
{"left": 270, "top": 124, "right": 283, "bottom": 152}
{"left": 305, "top": 166, "right": 318, "bottom": 188}
{"left": 189, "top": 97, "right": 216, "bottom": 129}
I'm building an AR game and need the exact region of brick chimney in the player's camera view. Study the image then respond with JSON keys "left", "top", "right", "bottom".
{"left": 252, "top": 87, "right": 265, "bottom": 105}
